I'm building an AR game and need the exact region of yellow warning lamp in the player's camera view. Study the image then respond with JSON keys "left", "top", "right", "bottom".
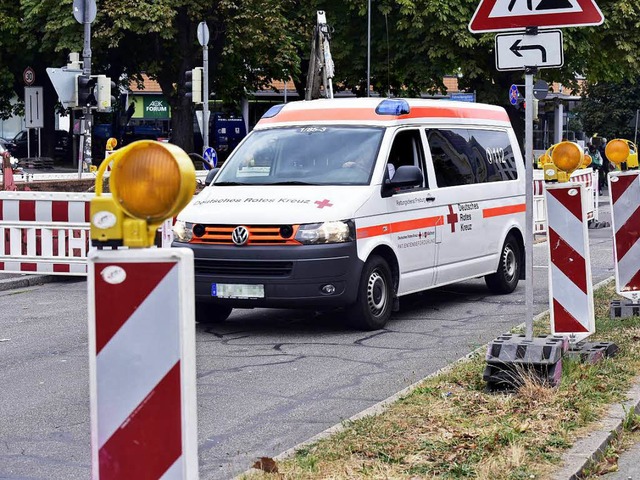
{"left": 606, "top": 139, "right": 638, "bottom": 169}
{"left": 90, "top": 140, "right": 196, "bottom": 248}
{"left": 537, "top": 152, "right": 551, "bottom": 169}
{"left": 549, "top": 141, "right": 583, "bottom": 182}
{"left": 106, "top": 137, "right": 118, "bottom": 151}
{"left": 581, "top": 153, "right": 592, "bottom": 168}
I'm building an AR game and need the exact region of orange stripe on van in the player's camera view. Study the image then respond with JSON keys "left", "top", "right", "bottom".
{"left": 483, "top": 203, "right": 526, "bottom": 218}
{"left": 259, "top": 106, "right": 509, "bottom": 125}
{"left": 357, "top": 215, "right": 444, "bottom": 239}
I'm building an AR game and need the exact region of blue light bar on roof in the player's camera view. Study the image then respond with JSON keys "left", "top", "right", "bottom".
{"left": 261, "top": 104, "right": 286, "bottom": 119}
{"left": 375, "top": 99, "right": 410, "bottom": 116}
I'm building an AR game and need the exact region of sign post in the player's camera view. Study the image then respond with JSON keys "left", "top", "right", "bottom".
{"left": 197, "top": 21, "right": 210, "bottom": 155}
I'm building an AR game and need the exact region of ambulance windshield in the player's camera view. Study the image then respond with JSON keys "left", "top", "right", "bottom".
{"left": 214, "top": 126, "right": 384, "bottom": 186}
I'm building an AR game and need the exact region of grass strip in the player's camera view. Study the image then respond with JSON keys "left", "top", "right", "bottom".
{"left": 241, "top": 282, "right": 640, "bottom": 479}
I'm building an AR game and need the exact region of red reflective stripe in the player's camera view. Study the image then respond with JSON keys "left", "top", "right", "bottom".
{"left": 99, "top": 362, "right": 182, "bottom": 480}
{"left": 614, "top": 206, "right": 640, "bottom": 261}
{"left": 548, "top": 226, "right": 587, "bottom": 294}
{"left": 51, "top": 201, "right": 69, "bottom": 222}
{"left": 547, "top": 188, "right": 582, "bottom": 221}
{"left": 483, "top": 203, "right": 525, "bottom": 218}
{"left": 53, "top": 264, "right": 71, "bottom": 273}
{"left": 19, "top": 200, "right": 36, "bottom": 221}
{"left": 553, "top": 299, "right": 589, "bottom": 333}
{"left": 94, "top": 262, "right": 176, "bottom": 354}
{"left": 259, "top": 105, "right": 508, "bottom": 125}
{"left": 357, "top": 215, "right": 443, "bottom": 239}
{"left": 21, "top": 263, "right": 37, "bottom": 272}
{"left": 611, "top": 173, "right": 637, "bottom": 205}
{"left": 621, "top": 268, "right": 640, "bottom": 292}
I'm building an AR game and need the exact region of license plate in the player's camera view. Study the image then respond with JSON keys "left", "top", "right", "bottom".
{"left": 212, "top": 283, "right": 265, "bottom": 299}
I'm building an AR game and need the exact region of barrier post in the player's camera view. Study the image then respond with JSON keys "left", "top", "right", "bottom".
{"left": 87, "top": 140, "right": 198, "bottom": 479}
{"left": 609, "top": 170, "right": 640, "bottom": 317}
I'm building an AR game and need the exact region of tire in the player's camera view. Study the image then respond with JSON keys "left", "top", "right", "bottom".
{"left": 485, "top": 235, "right": 521, "bottom": 294}
{"left": 195, "top": 302, "right": 233, "bottom": 324}
{"left": 347, "top": 255, "right": 394, "bottom": 330}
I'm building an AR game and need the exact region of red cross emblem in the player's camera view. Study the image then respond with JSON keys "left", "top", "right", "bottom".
{"left": 315, "top": 199, "right": 333, "bottom": 209}
{"left": 446, "top": 205, "right": 458, "bottom": 233}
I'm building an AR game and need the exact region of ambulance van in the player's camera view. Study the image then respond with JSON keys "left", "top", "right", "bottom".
{"left": 172, "top": 98, "right": 526, "bottom": 330}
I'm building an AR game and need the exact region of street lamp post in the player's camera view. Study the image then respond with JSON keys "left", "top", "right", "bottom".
{"left": 367, "top": 0, "right": 371, "bottom": 97}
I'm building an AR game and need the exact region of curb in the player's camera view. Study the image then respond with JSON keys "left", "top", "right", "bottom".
{"left": 551, "top": 380, "right": 640, "bottom": 480}
{"left": 0, "top": 274, "right": 57, "bottom": 292}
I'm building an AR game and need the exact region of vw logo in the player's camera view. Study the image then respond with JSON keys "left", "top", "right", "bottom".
{"left": 231, "top": 226, "right": 249, "bottom": 246}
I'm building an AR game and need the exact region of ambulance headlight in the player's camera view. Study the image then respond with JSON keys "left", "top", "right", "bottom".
{"left": 295, "top": 220, "right": 355, "bottom": 244}
{"left": 173, "top": 220, "right": 194, "bottom": 242}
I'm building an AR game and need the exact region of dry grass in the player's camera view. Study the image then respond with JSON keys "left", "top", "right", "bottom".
{"left": 240, "top": 282, "right": 640, "bottom": 480}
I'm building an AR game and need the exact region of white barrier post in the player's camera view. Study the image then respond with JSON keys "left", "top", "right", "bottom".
{"left": 609, "top": 170, "right": 640, "bottom": 317}
{"left": 88, "top": 249, "right": 198, "bottom": 479}
{"left": 545, "top": 183, "right": 595, "bottom": 341}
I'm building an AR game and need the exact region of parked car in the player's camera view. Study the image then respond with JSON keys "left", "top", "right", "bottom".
{"left": 9, "top": 129, "right": 71, "bottom": 160}
{"left": 0, "top": 137, "right": 16, "bottom": 152}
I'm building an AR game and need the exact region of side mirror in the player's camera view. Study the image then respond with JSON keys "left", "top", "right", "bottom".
{"left": 205, "top": 167, "right": 219, "bottom": 186}
{"left": 386, "top": 165, "right": 423, "bottom": 189}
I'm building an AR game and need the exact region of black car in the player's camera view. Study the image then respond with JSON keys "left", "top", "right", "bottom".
{"left": 0, "top": 137, "right": 16, "bottom": 153}
{"left": 9, "top": 130, "right": 71, "bottom": 160}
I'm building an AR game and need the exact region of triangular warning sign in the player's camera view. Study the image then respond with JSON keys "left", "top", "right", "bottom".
{"left": 469, "top": 0, "right": 604, "bottom": 33}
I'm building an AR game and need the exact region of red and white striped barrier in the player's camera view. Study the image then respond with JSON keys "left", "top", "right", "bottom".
{"left": 0, "top": 191, "right": 176, "bottom": 275}
{"left": 88, "top": 248, "right": 198, "bottom": 479}
{"left": 1, "top": 191, "right": 93, "bottom": 274}
{"left": 533, "top": 168, "right": 598, "bottom": 234}
{"left": 609, "top": 171, "right": 640, "bottom": 302}
{"left": 545, "top": 183, "right": 595, "bottom": 341}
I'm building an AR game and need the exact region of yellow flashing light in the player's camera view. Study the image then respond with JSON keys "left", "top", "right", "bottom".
{"left": 605, "top": 139, "right": 631, "bottom": 165}
{"left": 550, "top": 141, "right": 582, "bottom": 180}
{"left": 90, "top": 140, "right": 196, "bottom": 248}
{"left": 581, "top": 154, "right": 592, "bottom": 168}
{"left": 106, "top": 137, "right": 118, "bottom": 151}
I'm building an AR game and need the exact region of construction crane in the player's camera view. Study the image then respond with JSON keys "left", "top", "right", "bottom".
{"left": 305, "top": 11, "right": 334, "bottom": 100}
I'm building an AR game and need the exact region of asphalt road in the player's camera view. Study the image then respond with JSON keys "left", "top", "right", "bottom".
{"left": 0, "top": 196, "right": 615, "bottom": 480}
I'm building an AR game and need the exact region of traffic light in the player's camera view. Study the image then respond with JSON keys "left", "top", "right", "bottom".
{"left": 185, "top": 67, "right": 203, "bottom": 103}
{"left": 94, "top": 75, "right": 117, "bottom": 112}
{"left": 76, "top": 74, "right": 97, "bottom": 108}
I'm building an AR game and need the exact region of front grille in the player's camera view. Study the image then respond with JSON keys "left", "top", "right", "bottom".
{"left": 195, "top": 259, "right": 293, "bottom": 277}
{"left": 191, "top": 224, "right": 300, "bottom": 245}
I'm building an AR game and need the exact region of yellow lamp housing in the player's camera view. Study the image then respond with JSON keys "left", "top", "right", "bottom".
{"left": 542, "top": 144, "right": 558, "bottom": 182}
{"left": 90, "top": 140, "right": 196, "bottom": 248}
{"left": 581, "top": 154, "right": 592, "bottom": 168}
{"left": 106, "top": 137, "right": 118, "bottom": 151}
{"left": 605, "top": 139, "right": 632, "bottom": 166}
{"left": 550, "top": 141, "right": 582, "bottom": 181}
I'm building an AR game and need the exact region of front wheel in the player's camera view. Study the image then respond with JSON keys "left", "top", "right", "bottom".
{"left": 347, "top": 255, "right": 394, "bottom": 330}
{"left": 485, "top": 235, "right": 521, "bottom": 294}
{"left": 195, "top": 302, "right": 233, "bottom": 324}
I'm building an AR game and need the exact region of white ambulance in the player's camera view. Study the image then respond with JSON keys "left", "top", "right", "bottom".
{"left": 173, "top": 98, "right": 526, "bottom": 329}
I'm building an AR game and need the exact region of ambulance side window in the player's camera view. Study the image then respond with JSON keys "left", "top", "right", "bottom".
{"left": 387, "top": 129, "right": 427, "bottom": 188}
{"left": 427, "top": 129, "right": 473, "bottom": 187}
{"left": 467, "top": 129, "right": 518, "bottom": 182}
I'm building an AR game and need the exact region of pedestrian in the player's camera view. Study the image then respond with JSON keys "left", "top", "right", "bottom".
{"left": 587, "top": 143, "right": 604, "bottom": 194}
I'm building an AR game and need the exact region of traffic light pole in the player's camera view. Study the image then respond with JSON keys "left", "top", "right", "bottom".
{"left": 82, "top": 0, "right": 93, "bottom": 172}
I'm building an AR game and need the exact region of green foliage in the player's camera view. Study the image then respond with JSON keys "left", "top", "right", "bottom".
{"left": 576, "top": 81, "right": 640, "bottom": 139}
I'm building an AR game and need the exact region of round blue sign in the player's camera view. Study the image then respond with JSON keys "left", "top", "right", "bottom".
{"left": 509, "top": 85, "right": 519, "bottom": 106}
{"left": 203, "top": 146, "right": 217, "bottom": 170}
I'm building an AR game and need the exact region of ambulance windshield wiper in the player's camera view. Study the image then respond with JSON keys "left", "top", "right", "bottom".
{"left": 264, "top": 181, "right": 315, "bottom": 185}
{"left": 214, "top": 181, "right": 252, "bottom": 186}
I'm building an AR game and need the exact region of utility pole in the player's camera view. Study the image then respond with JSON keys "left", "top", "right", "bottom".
{"left": 198, "top": 22, "right": 210, "bottom": 153}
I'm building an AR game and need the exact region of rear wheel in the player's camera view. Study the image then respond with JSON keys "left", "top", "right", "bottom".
{"left": 195, "top": 302, "right": 233, "bottom": 324}
{"left": 485, "top": 235, "right": 521, "bottom": 294}
{"left": 347, "top": 255, "right": 394, "bottom": 330}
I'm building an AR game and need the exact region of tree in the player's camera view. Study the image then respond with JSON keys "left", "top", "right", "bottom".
{"left": 576, "top": 81, "right": 640, "bottom": 140}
